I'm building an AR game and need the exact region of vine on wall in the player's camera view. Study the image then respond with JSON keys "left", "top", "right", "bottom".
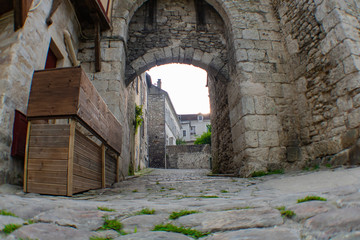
{"left": 134, "top": 104, "right": 143, "bottom": 134}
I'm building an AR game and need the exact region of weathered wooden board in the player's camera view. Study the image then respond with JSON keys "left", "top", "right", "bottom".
{"left": 27, "top": 182, "right": 67, "bottom": 196}
{"left": 25, "top": 120, "right": 119, "bottom": 196}
{"left": 28, "top": 67, "right": 122, "bottom": 154}
{"left": 26, "top": 124, "right": 69, "bottom": 196}
{"left": 105, "top": 152, "right": 116, "bottom": 187}
{"left": 14, "top": 0, "right": 33, "bottom": 30}
{"left": 73, "top": 130, "right": 102, "bottom": 194}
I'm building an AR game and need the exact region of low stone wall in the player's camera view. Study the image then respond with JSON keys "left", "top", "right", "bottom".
{"left": 166, "top": 145, "right": 211, "bottom": 169}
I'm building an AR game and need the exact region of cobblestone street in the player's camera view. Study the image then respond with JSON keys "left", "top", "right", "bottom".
{"left": 1, "top": 167, "right": 360, "bottom": 239}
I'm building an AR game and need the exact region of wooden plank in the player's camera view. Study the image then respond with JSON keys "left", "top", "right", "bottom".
{"left": 95, "top": 20, "right": 101, "bottom": 72}
{"left": 75, "top": 130, "right": 102, "bottom": 155}
{"left": 27, "top": 182, "right": 67, "bottom": 196}
{"left": 28, "top": 67, "right": 122, "bottom": 154}
{"left": 74, "top": 151, "right": 102, "bottom": 170}
{"left": 116, "top": 155, "right": 120, "bottom": 182}
{"left": 29, "top": 136, "right": 69, "bottom": 148}
{"left": 67, "top": 119, "right": 76, "bottom": 196}
{"left": 101, "top": 144, "right": 106, "bottom": 188}
{"left": 28, "top": 159, "right": 68, "bottom": 172}
{"left": 0, "top": 1, "right": 13, "bottom": 15}
{"left": 73, "top": 175, "right": 101, "bottom": 194}
{"left": 74, "top": 136, "right": 101, "bottom": 158}
{"left": 27, "top": 67, "right": 81, "bottom": 118}
{"left": 28, "top": 171, "right": 67, "bottom": 185}
{"left": 23, "top": 122, "right": 31, "bottom": 192}
{"left": 28, "top": 147, "right": 69, "bottom": 160}
{"left": 14, "top": 0, "right": 33, "bottom": 30}
{"left": 30, "top": 125, "right": 70, "bottom": 136}
{"left": 73, "top": 163, "right": 101, "bottom": 182}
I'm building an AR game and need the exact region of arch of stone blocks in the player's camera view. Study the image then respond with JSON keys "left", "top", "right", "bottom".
{"left": 121, "top": 0, "right": 236, "bottom": 173}
{"left": 125, "top": 48, "right": 229, "bottom": 85}
{"left": 110, "top": 0, "right": 343, "bottom": 176}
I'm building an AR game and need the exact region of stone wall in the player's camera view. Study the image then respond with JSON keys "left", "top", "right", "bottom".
{"left": 164, "top": 96, "right": 181, "bottom": 145}
{"left": 129, "top": 73, "right": 149, "bottom": 173}
{"left": 273, "top": 0, "right": 360, "bottom": 168}
{"left": 0, "top": 0, "right": 79, "bottom": 184}
{"left": 166, "top": 144, "right": 211, "bottom": 169}
{"left": 148, "top": 87, "right": 166, "bottom": 168}
{"left": 226, "top": 0, "right": 292, "bottom": 176}
{"left": 126, "top": 0, "right": 228, "bottom": 83}
{"left": 208, "top": 74, "right": 234, "bottom": 174}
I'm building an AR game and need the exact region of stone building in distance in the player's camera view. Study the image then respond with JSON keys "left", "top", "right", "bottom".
{"left": 1, "top": 0, "right": 360, "bottom": 185}
{"left": 148, "top": 79, "right": 181, "bottom": 168}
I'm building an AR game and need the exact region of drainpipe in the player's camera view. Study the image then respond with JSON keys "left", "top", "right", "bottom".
{"left": 63, "top": 30, "right": 80, "bottom": 66}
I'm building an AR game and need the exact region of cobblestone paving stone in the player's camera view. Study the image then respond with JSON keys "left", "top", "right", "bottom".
{"left": 1, "top": 167, "right": 360, "bottom": 239}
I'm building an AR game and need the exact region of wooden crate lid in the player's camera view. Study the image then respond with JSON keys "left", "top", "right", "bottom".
{"left": 27, "top": 67, "right": 122, "bottom": 154}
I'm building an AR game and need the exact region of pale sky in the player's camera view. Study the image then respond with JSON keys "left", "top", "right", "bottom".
{"left": 147, "top": 64, "right": 210, "bottom": 115}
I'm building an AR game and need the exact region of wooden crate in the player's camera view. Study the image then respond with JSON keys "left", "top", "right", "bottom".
{"left": 27, "top": 66, "right": 122, "bottom": 154}
{"left": 24, "top": 120, "right": 120, "bottom": 196}
{"left": 24, "top": 67, "right": 122, "bottom": 196}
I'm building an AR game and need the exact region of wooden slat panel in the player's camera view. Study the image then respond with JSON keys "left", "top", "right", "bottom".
{"left": 79, "top": 70, "right": 122, "bottom": 153}
{"left": 27, "top": 67, "right": 81, "bottom": 117}
{"left": 75, "top": 130, "right": 102, "bottom": 156}
{"left": 27, "top": 67, "right": 122, "bottom": 154}
{"left": 29, "top": 136, "right": 69, "bottom": 148}
{"left": 105, "top": 152, "right": 116, "bottom": 187}
{"left": 26, "top": 123, "right": 70, "bottom": 195}
{"left": 67, "top": 119, "right": 76, "bottom": 196}
{"left": 101, "top": 145, "right": 106, "bottom": 188}
{"left": 106, "top": 172, "right": 116, "bottom": 186}
{"left": 74, "top": 151, "right": 102, "bottom": 170}
{"left": 73, "top": 130, "right": 102, "bottom": 193}
{"left": 28, "top": 171, "right": 67, "bottom": 185}
{"left": 28, "top": 159, "right": 68, "bottom": 171}
{"left": 28, "top": 147, "right": 69, "bottom": 159}
{"left": 73, "top": 163, "right": 101, "bottom": 182}
{"left": 23, "top": 122, "right": 31, "bottom": 192}
{"left": 27, "top": 182, "right": 67, "bottom": 196}
{"left": 14, "top": 0, "right": 33, "bottom": 30}
{"left": 73, "top": 175, "right": 101, "bottom": 194}
{"left": 30, "top": 124, "right": 70, "bottom": 136}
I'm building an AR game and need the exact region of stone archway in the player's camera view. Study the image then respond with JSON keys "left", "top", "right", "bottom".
{"left": 84, "top": 0, "right": 301, "bottom": 177}
{"left": 126, "top": 0, "right": 235, "bottom": 173}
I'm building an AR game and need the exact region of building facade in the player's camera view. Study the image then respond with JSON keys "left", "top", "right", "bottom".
{"left": 127, "top": 73, "right": 151, "bottom": 173}
{"left": 179, "top": 114, "right": 211, "bottom": 143}
{"left": 148, "top": 80, "right": 181, "bottom": 168}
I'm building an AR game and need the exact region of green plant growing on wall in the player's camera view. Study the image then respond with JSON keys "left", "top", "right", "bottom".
{"left": 134, "top": 104, "right": 143, "bottom": 134}
{"left": 194, "top": 124, "right": 211, "bottom": 145}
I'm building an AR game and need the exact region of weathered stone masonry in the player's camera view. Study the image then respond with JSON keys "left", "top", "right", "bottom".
{"left": 273, "top": 0, "right": 360, "bottom": 168}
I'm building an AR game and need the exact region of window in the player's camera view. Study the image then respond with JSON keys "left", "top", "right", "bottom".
{"left": 45, "top": 48, "right": 57, "bottom": 69}
{"left": 190, "top": 126, "right": 196, "bottom": 135}
{"left": 198, "top": 115, "right": 203, "bottom": 121}
{"left": 183, "top": 130, "right": 186, "bottom": 137}
{"left": 45, "top": 39, "right": 64, "bottom": 69}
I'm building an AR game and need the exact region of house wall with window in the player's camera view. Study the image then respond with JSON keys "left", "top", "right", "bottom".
{"left": 179, "top": 114, "right": 211, "bottom": 143}
{"left": 128, "top": 73, "right": 150, "bottom": 172}
{"left": 148, "top": 80, "right": 181, "bottom": 168}
{"left": 0, "top": 0, "right": 80, "bottom": 184}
